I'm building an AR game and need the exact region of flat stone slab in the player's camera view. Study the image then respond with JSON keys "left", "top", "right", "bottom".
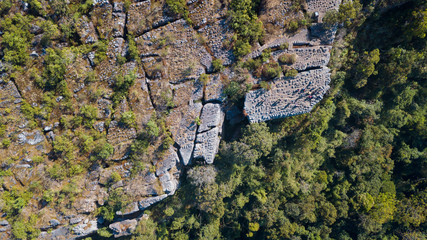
{"left": 139, "top": 194, "right": 168, "bottom": 210}
{"left": 193, "top": 127, "right": 220, "bottom": 164}
{"left": 198, "top": 103, "right": 222, "bottom": 133}
{"left": 272, "top": 46, "right": 331, "bottom": 71}
{"left": 244, "top": 68, "right": 331, "bottom": 123}
{"left": 109, "top": 219, "right": 137, "bottom": 238}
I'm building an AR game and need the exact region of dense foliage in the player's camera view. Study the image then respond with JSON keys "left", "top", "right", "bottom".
{"left": 131, "top": 0, "right": 426, "bottom": 239}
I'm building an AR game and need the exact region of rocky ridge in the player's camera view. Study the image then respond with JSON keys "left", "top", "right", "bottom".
{"left": 0, "top": 0, "right": 341, "bottom": 238}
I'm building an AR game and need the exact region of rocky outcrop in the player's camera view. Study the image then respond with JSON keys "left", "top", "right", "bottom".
{"left": 139, "top": 194, "right": 168, "bottom": 210}
{"left": 109, "top": 219, "right": 138, "bottom": 238}
{"left": 193, "top": 127, "right": 220, "bottom": 164}
{"left": 198, "top": 103, "right": 223, "bottom": 133}
{"left": 244, "top": 68, "right": 331, "bottom": 123}
{"left": 198, "top": 20, "right": 235, "bottom": 66}
{"left": 272, "top": 46, "right": 331, "bottom": 71}
{"left": 72, "top": 220, "right": 98, "bottom": 237}
{"left": 0, "top": 0, "right": 343, "bottom": 238}
{"left": 75, "top": 16, "right": 98, "bottom": 44}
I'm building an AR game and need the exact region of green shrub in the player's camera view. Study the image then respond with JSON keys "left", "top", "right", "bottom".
{"left": 243, "top": 58, "right": 262, "bottom": 71}
{"left": 280, "top": 42, "right": 289, "bottom": 50}
{"left": 287, "top": 19, "right": 300, "bottom": 32}
{"left": 117, "top": 55, "right": 127, "bottom": 65}
{"left": 43, "top": 48, "right": 67, "bottom": 91}
{"left": 40, "top": 20, "right": 60, "bottom": 47}
{"left": 112, "top": 72, "right": 136, "bottom": 105}
{"left": 162, "top": 134, "right": 174, "bottom": 151}
{"left": 233, "top": 40, "right": 252, "bottom": 58}
{"left": 92, "top": 140, "right": 114, "bottom": 161}
{"left": 80, "top": 105, "right": 98, "bottom": 127}
{"left": 53, "top": 135, "right": 76, "bottom": 160}
{"left": 42, "top": 190, "right": 55, "bottom": 203}
{"left": 1, "top": 138, "right": 11, "bottom": 148}
{"left": 262, "top": 62, "right": 282, "bottom": 80}
{"left": 259, "top": 81, "right": 270, "bottom": 90}
{"left": 166, "top": 0, "right": 191, "bottom": 24}
{"left": 120, "top": 111, "right": 136, "bottom": 128}
{"left": 20, "top": 100, "right": 38, "bottom": 121}
{"left": 128, "top": 35, "right": 139, "bottom": 61}
{"left": 278, "top": 53, "right": 297, "bottom": 64}
{"left": 199, "top": 73, "right": 209, "bottom": 86}
{"left": 146, "top": 118, "right": 160, "bottom": 138}
{"left": 1, "top": 14, "right": 32, "bottom": 66}
{"left": 212, "top": 59, "right": 224, "bottom": 72}
{"left": 110, "top": 171, "right": 121, "bottom": 183}
{"left": 97, "top": 228, "right": 113, "bottom": 238}
{"left": 229, "top": 0, "right": 264, "bottom": 43}
{"left": 283, "top": 67, "right": 298, "bottom": 77}
{"left": 260, "top": 49, "right": 271, "bottom": 62}
{"left": 93, "top": 41, "right": 108, "bottom": 65}
{"left": 0, "top": 0, "right": 12, "bottom": 15}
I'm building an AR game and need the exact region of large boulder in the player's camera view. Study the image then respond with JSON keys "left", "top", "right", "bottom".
{"left": 109, "top": 219, "right": 138, "bottom": 238}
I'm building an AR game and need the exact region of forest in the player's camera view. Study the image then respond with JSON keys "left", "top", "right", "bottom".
{"left": 130, "top": 0, "right": 426, "bottom": 239}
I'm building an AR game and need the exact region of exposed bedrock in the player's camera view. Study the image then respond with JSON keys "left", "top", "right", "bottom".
{"left": 244, "top": 68, "right": 331, "bottom": 123}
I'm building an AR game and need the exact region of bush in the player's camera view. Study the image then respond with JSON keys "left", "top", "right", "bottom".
{"left": 259, "top": 81, "right": 270, "bottom": 90}
{"left": 260, "top": 49, "right": 271, "bottom": 62}
{"left": 40, "top": 20, "right": 60, "bottom": 47}
{"left": 53, "top": 135, "right": 76, "bottom": 160}
{"left": 243, "top": 58, "right": 262, "bottom": 71}
{"left": 283, "top": 67, "right": 298, "bottom": 77}
{"left": 120, "top": 111, "right": 136, "bottom": 128}
{"left": 43, "top": 48, "right": 68, "bottom": 92}
{"left": 112, "top": 72, "right": 136, "bottom": 105}
{"left": 80, "top": 105, "right": 98, "bottom": 127}
{"left": 48, "top": 164, "right": 67, "bottom": 180}
{"left": 146, "top": 118, "right": 160, "bottom": 138}
{"left": 128, "top": 36, "right": 139, "bottom": 61}
{"left": 233, "top": 40, "right": 252, "bottom": 58}
{"left": 278, "top": 53, "right": 297, "bottom": 64}
{"left": 262, "top": 62, "right": 282, "bottom": 80}
{"left": 212, "top": 59, "right": 224, "bottom": 72}
{"left": 92, "top": 141, "right": 114, "bottom": 161}
{"left": 93, "top": 41, "right": 108, "bottom": 65}
{"left": 110, "top": 171, "right": 121, "bottom": 183}
{"left": 1, "top": 138, "right": 11, "bottom": 148}
{"left": 199, "top": 73, "right": 209, "bottom": 86}
{"left": 1, "top": 14, "right": 32, "bottom": 66}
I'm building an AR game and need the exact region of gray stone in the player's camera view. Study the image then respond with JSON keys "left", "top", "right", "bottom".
{"left": 310, "top": 23, "right": 338, "bottom": 45}
{"left": 17, "top": 131, "right": 44, "bottom": 145}
{"left": 159, "top": 172, "right": 178, "bottom": 194}
{"left": 193, "top": 127, "right": 220, "bottom": 164}
{"left": 72, "top": 220, "right": 98, "bottom": 236}
{"left": 47, "top": 131, "right": 55, "bottom": 141}
{"left": 116, "top": 202, "right": 140, "bottom": 216}
{"left": 76, "top": 16, "right": 98, "bottom": 44}
{"left": 198, "top": 103, "right": 222, "bottom": 133}
{"left": 138, "top": 194, "right": 168, "bottom": 210}
{"left": 113, "top": 2, "right": 124, "bottom": 12}
{"left": 0, "top": 220, "right": 8, "bottom": 226}
{"left": 112, "top": 13, "right": 126, "bottom": 38}
{"left": 50, "top": 227, "right": 70, "bottom": 239}
{"left": 204, "top": 74, "right": 225, "bottom": 102}
{"left": 30, "top": 51, "right": 39, "bottom": 57}
{"left": 109, "top": 219, "right": 137, "bottom": 238}
{"left": 155, "top": 148, "right": 179, "bottom": 176}
{"left": 244, "top": 68, "right": 331, "bottom": 123}
{"left": 75, "top": 197, "right": 97, "bottom": 214}
{"left": 49, "top": 219, "right": 60, "bottom": 227}
{"left": 70, "top": 217, "right": 82, "bottom": 225}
